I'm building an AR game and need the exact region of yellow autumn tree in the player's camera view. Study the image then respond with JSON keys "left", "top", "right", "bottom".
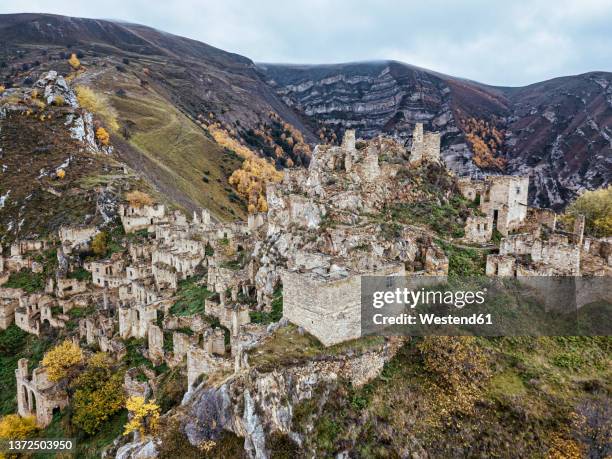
{"left": 96, "top": 127, "right": 110, "bottom": 146}
{"left": 462, "top": 117, "right": 507, "bottom": 171}
{"left": 0, "top": 85, "right": 5, "bottom": 95}
{"left": 68, "top": 53, "right": 80, "bottom": 70}
{"left": 56, "top": 169, "right": 66, "bottom": 180}
{"left": 42, "top": 340, "right": 83, "bottom": 382}
{"left": 123, "top": 396, "right": 160, "bottom": 437}
{"left": 563, "top": 185, "right": 612, "bottom": 237}
{"left": 229, "top": 156, "right": 282, "bottom": 213}
{"left": 71, "top": 353, "right": 125, "bottom": 435}
{"left": 0, "top": 414, "right": 38, "bottom": 440}
{"left": 91, "top": 231, "right": 108, "bottom": 256}
{"left": 125, "top": 191, "right": 154, "bottom": 208}
{"left": 207, "top": 124, "right": 283, "bottom": 213}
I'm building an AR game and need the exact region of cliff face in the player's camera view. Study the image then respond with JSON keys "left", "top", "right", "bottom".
{"left": 259, "top": 61, "right": 483, "bottom": 177}
{"left": 260, "top": 62, "right": 612, "bottom": 209}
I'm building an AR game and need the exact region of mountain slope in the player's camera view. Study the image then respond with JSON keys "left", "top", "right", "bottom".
{"left": 1, "top": 13, "right": 610, "bottom": 210}
{"left": 0, "top": 13, "right": 314, "bottom": 220}
{"left": 260, "top": 62, "right": 612, "bottom": 208}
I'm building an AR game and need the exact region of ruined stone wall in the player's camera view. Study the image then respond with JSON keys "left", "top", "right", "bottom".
{"left": 464, "top": 215, "right": 493, "bottom": 243}
{"left": 59, "top": 226, "right": 97, "bottom": 252}
{"left": 457, "top": 178, "right": 485, "bottom": 202}
{"left": 148, "top": 324, "right": 164, "bottom": 365}
{"left": 0, "top": 288, "right": 22, "bottom": 329}
{"left": 485, "top": 254, "right": 516, "bottom": 276}
{"left": 481, "top": 176, "right": 529, "bottom": 234}
{"left": 152, "top": 263, "right": 178, "bottom": 290}
{"left": 282, "top": 265, "right": 405, "bottom": 346}
{"left": 16, "top": 359, "right": 69, "bottom": 427}
{"left": 409, "top": 123, "right": 440, "bottom": 164}
{"left": 187, "top": 346, "right": 232, "bottom": 390}
{"left": 126, "top": 264, "right": 152, "bottom": 281}
{"left": 119, "top": 304, "right": 157, "bottom": 339}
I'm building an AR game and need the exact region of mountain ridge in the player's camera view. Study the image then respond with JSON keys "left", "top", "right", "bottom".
{"left": 1, "top": 12, "right": 610, "bottom": 210}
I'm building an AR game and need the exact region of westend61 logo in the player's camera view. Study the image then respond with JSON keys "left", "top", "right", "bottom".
{"left": 372, "top": 287, "right": 487, "bottom": 309}
{"left": 370, "top": 286, "right": 492, "bottom": 327}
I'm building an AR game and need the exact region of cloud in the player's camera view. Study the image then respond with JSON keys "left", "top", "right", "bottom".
{"left": 1, "top": 0, "right": 611, "bottom": 85}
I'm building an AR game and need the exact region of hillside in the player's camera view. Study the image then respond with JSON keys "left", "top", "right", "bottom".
{"left": 260, "top": 62, "right": 612, "bottom": 208}
{"left": 0, "top": 13, "right": 610, "bottom": 212}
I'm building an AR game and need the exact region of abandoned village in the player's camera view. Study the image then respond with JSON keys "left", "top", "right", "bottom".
{"left": 0, "top": 71, "right": 610, "bottom": 457}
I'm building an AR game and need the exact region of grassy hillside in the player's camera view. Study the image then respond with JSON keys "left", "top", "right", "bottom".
{"left": 74, "top": 62, "right": 247, "bottom": 221}
{"left": 289, "top": 336, "right": 610, "bottom": 458}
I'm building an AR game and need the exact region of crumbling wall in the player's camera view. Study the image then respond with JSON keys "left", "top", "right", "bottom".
{"left": 282, "top": 265, "right": 405, "bottom": 347}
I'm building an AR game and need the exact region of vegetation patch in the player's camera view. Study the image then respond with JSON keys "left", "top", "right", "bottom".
{"left": 4, "top": 269, "right": 45, "bottom": 293}
{"left": 169, "top": 275, "right": 212, "bottom": 317}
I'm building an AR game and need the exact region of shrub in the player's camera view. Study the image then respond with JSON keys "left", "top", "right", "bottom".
{"left": 562, "top": 185, "right": 612, "bottom": 237}
{"left": 42, "top": 340, "right": 83, "bottom": 381}
{"left": 91, "top": 231, "right": 108, "bottom": 256}
{"left": 71, "top": 353, "right": 125, "bottom": 435}
{"left": 0, "top": 414, "right": 38, "bottom": 440}
{"left": 123, "top": 396, "right": 160, "bottom": 437}
{"left": 418, "top": 336, "right": 490, "bottom": 412}
{"left": 125, "top": 191, "right": 153, "bottom": 208}
{"left": 96, "top": 127, "right": 110, "bottom": 146}
{"left": 68, "top": 53, "right": 80, "bottom": 70}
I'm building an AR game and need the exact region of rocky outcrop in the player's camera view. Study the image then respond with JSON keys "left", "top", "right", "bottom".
{"left": 177, "top": 337, "right": 403, "bottom": 459}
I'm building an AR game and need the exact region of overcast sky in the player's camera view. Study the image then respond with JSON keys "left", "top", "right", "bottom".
{"left": 2, "top": 0, "right": 612, "bottom": 86}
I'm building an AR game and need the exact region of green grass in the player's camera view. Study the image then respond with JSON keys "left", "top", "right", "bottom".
{"left": 34, "top": 409, "right": 128, "bottom": 459}
{"left": 68, "top": 267, "right": 92, "bottom": 281}
{"left": 169, "top": 275, "right": 212, "bottom": 317}
{"left": 437, "top": 239, "right": 486, "bottom": 276}
{"left": 388, "top": 195, "right": 469, "bottom": 238}
{"left": 250, "top": 287, "right": 283, "bottom": 324}
{"left": 3, "top": 269, "right": 45, "bottom": 293}
{"left": 108, "top": 78, "right": 245, "bottom": 220}
{"left": 294, "top": 336, "right": 611, "bottom": 457}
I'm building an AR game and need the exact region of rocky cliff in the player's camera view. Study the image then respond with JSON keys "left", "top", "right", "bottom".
{"left": 259, "top": 62, "right": 612, "bottom": 208}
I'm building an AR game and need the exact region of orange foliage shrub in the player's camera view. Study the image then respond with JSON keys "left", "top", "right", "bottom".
{"left": 126, "top": 190, "right": 154, "bottom": 208}
{"left": 68, "top": 53, "right": 81, "bottom": 70}
{"left": 96, "top": 127, "right": 110, "bottom": 146}
{"left": 462, "top": 117, "right": 507, "bottom": 171}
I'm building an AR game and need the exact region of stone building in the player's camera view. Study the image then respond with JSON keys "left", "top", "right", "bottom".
{"left": 0, "top": 287, "right": 23, "bottom": 329}
{"left": 119, "top": 203, "right": 167, "bottom": 233}
{"left": 59, "top": 225, "right": 97, "bottom": 254}
{"left": 282, "top": 264, "right": 405, "bottom": 347}
{"left": 88, "top": 254, "right": 126, "bottom": 288}
{"left": 16, "top": 359, "right": 69, "bottom": 427}
{"left": 409, "top": 123, "right": 441, "bottom": 164}
{"left": 460, "top": 175, "right": 530, "bottom": 242}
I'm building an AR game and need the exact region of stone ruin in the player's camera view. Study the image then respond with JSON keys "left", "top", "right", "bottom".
{"left": 119, "top": 203, "right": 167, "bottom": 233}
{"left": 409, "top": 122, "right": 441, "bottom": 164}
{"left": 459, "top": 175, "right": 529, "bottom": 239}
{"left": 3, "top": 121, "right": 609, "bottom": 429}
{"left": 253, "top": 128, "right": 450, "bottom": 345}
{"left": 16, "top": 358, "right": 69, "bottom": 427}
